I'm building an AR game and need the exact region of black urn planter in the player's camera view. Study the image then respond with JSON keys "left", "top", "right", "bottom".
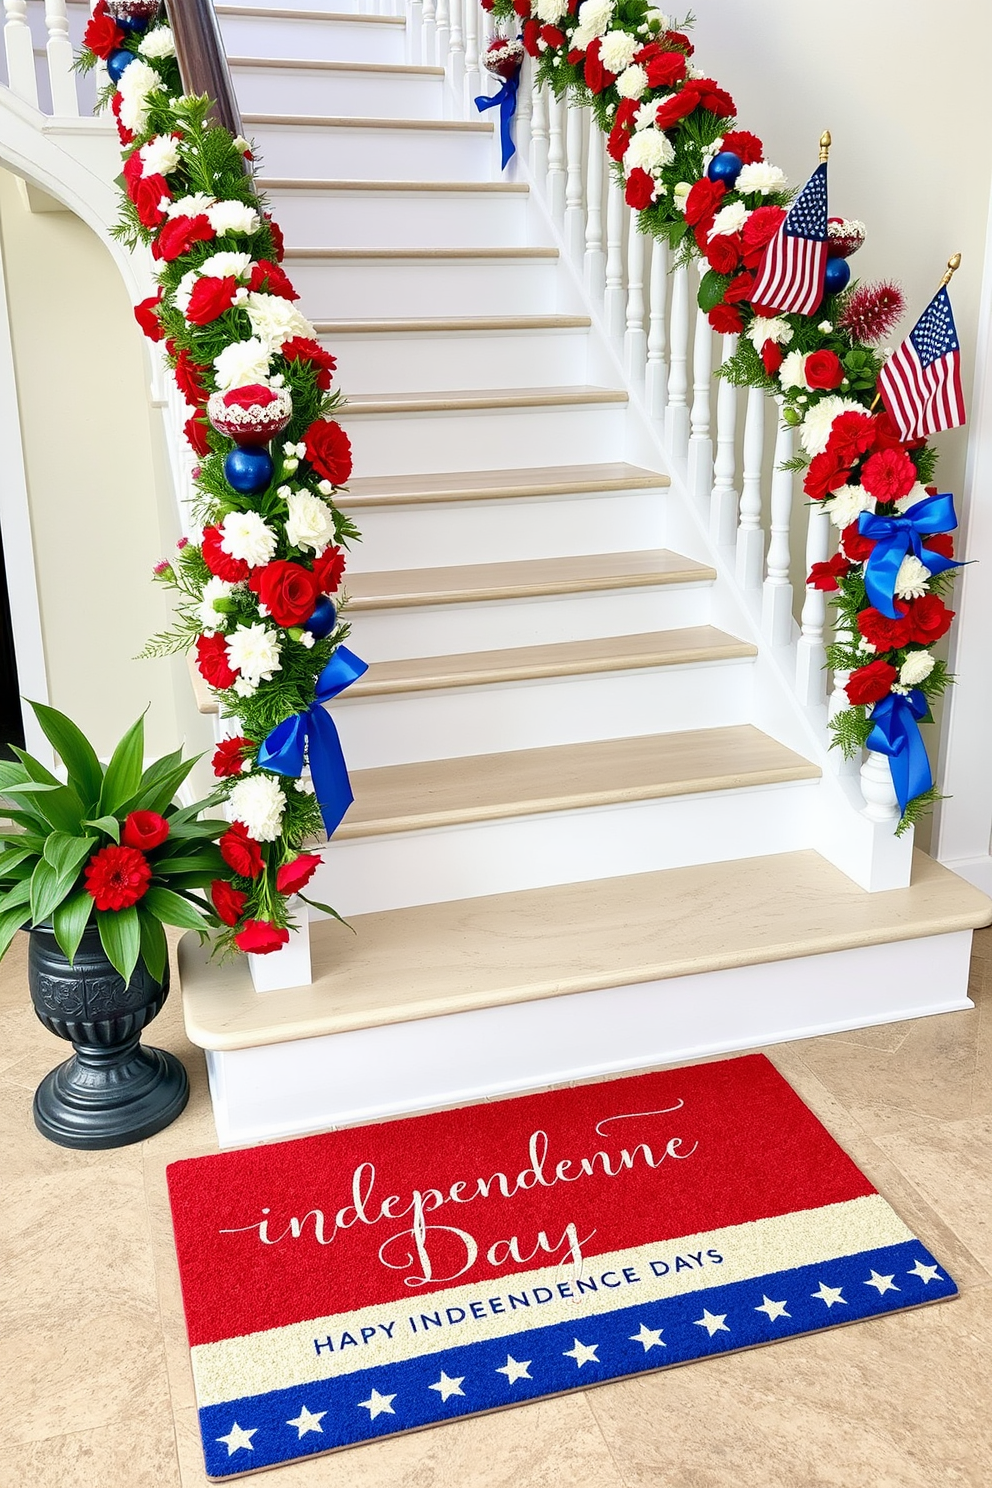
{"left": 27, "top": 923, "right": 189, "bottom": 1149}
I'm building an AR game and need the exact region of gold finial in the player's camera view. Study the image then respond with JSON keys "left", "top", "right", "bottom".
{"left": 940, "top": 252, "right": 962, "bottom": 288}
{"left": 819, "top": 130, "right": 831, "bottom": 162}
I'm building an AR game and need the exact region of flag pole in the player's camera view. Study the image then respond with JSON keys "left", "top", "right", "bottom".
{"left": 940, "top": 253, "right": 962, "bottom": 288}
{"left": 819, "top": 131, "right": 831, "bottom": 162}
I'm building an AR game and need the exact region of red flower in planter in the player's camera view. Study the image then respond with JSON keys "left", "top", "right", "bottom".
{"left": 235, "top": 919, "right": 291, "bottom": 954}
{"left": 219, "top": 822, "right": 264, "bottom": 880}
{"left": 276, "top": 854, "right": 321, "bottom": 895}
{"left": 122, "top": 811, "right": 170, "bottom": 851}
{"left": 84, "top": 844, "right": 152, "bottom": 912}
{"left": 211, "top": 880, "right": 248, "bottom": 927}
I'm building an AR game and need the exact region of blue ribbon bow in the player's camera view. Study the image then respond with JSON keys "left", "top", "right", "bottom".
{"left": 475, "top": 71, "right": 520, "bottom": 170}
{"left": 857, "top": 492, "right": 959, "bottom": 619}
{"left": 257, "top": 645, "right": 368, "bottom": 839}
{"left": 865, "top": 688, "right": 932, "bottom": 815}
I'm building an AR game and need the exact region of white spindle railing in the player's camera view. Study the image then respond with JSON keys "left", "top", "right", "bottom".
{"left": 644, "top": 240, "right": 667, "bottom": 420}
{"left": 664, "top": 263, "right": 689, "bottom": 455}
{"left": 687, "top": 262, "right": 713, "bottom": 502}
{"left": 623, "top": 210, "right": 646, "bottom": 383}
{"left": 710, "top": 335, "right": 738, "bottom": 547}
{"left": 4, "top": 0, "right": 40, "bottom": 106}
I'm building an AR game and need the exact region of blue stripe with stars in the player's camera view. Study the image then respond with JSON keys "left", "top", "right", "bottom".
{"left": 200, "top": 1239, "right": 954, "bottom": 1475}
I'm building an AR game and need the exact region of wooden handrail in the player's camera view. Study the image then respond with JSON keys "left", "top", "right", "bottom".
{"left": 166, "top": 0, "right": 244, "bottom": 138}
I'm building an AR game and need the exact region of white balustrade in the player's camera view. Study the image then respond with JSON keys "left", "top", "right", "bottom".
{"left": 860, "top": 751, "right": 900, "bottom": 824}
{"left": 604, "top": 175, "right": 625, "bottom": 342}
{"left": 796, "top": 503, "right": 831, "bottom": 704}
{"left": 761, "top": 405, "right": 795, "bottom": 645}
{"left": 736, "top": 386, "right": 766, "bottom": 591}
{"left": 4, "top": 0, "right": 39, "bottom": 107}
{"left": 583, "top": 126, "right": 605, "bottom": 299}
{"left": 547, "top": 90, "right": 566, "bottom": 225}
{"left": 564, "top": 104, "right": 584, "bottom": 262}
{"left": 446, "top": 0, "right": 463, "bottom": 99}
{"left": 687, "top": 277, "right": 713, "bottom": 504}
{"left": 644, "top": 239, "right": 668, "bottom": 420}
{"left": 709, "top": 335, "right": 739, "bottom": 547}
{"left": 407, "top": 0, "right": 423, "bottom": 63}
{"left": 44, "top": 0, "right": 77, "bottom": 116}
{"left": 513, "top": 51, "right": 531, "bottom": 167}
{"left": 529, "top": 78, "right": 548, "bottom": 185}
{"left": 434, "top": 0, "right": 450, "bottom": 78}
{"left": 664, "top": 263, "right": 689, "bottom": 456}
{"left": 623, "top": 209, "right": 646, "bottom": 382}
{"left": 421, "top": 0, "right": 436, "bottom": 66}
{"left": 461, "top": 0, "right": 477, "bottom": 105}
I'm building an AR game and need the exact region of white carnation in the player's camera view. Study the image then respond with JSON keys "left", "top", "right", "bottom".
{"left": 214, "top": 336, "right": 272, "bottom": 390}
{"left": 225, "top": 624, "right": 283, "bottom": 692}
{"left": 533, "top": 0, "right": 567, "bottom": 19}
{"left": 207, "top": 200, "right": 262, "bottom": 236}
{"left": 799, "top": 396, "right": 865, "bottom": 456}
{"left": 615, "top": 63, "right": 648, "bottom": 98}
{"left": 196, "top": 577, "right": 235, "bottom": 634}
{"left": 284, "top": 491, "right": 336, "bottom": 554}
{"left": 735, "top": 162, "right": 787, "bottom": 196}
{"left": 746, "top": 315, "right": 793, "bottom": 350}
{"left": 899, "top": 650, "right": 936, "bottom": 687}
{"left": 138, "top": 25, "right": 176, "bottom": 59}
{"left": 571, "top": 0, "right": 614, "bottom": 47}
{"left": 140, "top": 134, "right": 180, "bottom": 178}
{"left": 245, "top": 292, "right": 315, "bottom": 353}
{"left": 219, "top": 511, "right": 278, "bottom": 568}
{"left": 894, "top": 554, "right": 931, "bottom": 600}
{"left": 710, "top": 201, "right": 750, "bottom": 238}
{"left": 117, "top": 58, "right": 161, "bottom": 133}
{"left": 623, "top": 128, "right": 674, "bottom": 176}
{"left": 778, "top": 350, "right": 809, "bottom": 391}
{"left": 166, "top": 193, "right": 215, "bottom": 220}
{"left": 823, "top": 484, "right": 876, "bottom": 530}
{"left": 634, "top": 100, "right": 658, "bottom": 132}
{"left": 174, "top": 268, "right": 199, "bottom": 315}
{"left": 228, "top": 773, "right": 286, "bottom": 843}
{"left": 894, "top": 482, "right": 929, "bottom": 514}
{"left": 600, "top": 30, "right": 638, "bottom": 72}
{"left": 199, "top": 250, "right": 254, "bottom": 282}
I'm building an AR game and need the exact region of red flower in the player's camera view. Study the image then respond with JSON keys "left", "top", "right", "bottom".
{"left": 184, "top": 414, "right": 211, "bottom": 457}
{"left": 211, "top": 880, "right": 247, "bottom": 927}
{"left": 522, "top": 18, "right": 541, "bottom": 55}
{"left": 173, "top": 349, "right": 210, "bottom": 408}
{"left": 513, "top": 0, "right": 531, "bottom": 13}
{"left": 276, "top": 854, "right": 322, "bottom": 894}
{"left": 663, "top": 28, "right": 694, "bottom": 53}
{"left": 83, "top": 3, "right": 122, "bottom": 59}
{"left": 222, "top": 383, "right": 278, "bottom": 410}
{"left": 692, "top": 78, "right": 736, "bottom": 116}
{"left": 905, "top": 593, "right": 954, "bottom": 645}
{"left": 720, "top": 130, "right": 764, "bottom": 165}
{"left": 249, "top": 559, "right": 320, "bottom": 628}
{"left": 624, "top": 168, "right": 656, "bottom": 211}
{"left": 247, "top": 258, "right": 299, "bottom": 300}
{"left": 761, "top": 342, "right": 785, "bottom": 377}
{"left": 212, "top": 736, "right": 254, "bottom": 778}
{"left": 615, "top": 99, "right": 639, "bottom": 130}
{"left": 644, "top": 51, "right": 687, "bottom": 88}
{"left": 824, "top": 410, "right": 876, "bottom": 467}
{"left": 186, "top": 275, "right": 238, "bottom": 326}
{"left": 235, "top": 919, "right": 291, "bottom": 954}
{"left": 313, "top": 545, "right": 346, "bottom": 594}
{"left": 741, "top": 204, "right": 786, "bottom": 260}
{"left": 804, "top": 349, "right": 845, "bottom": 391}
{"left": 152, "top": 213, "right": 215, "bottom": 263}
{"left": 263, "top": 213, "right": 285, "bottom": 262}
{"left": 723, "top": 270, "right": 754, "bottom": 303}
{"left": 708, "top": 304, "right": 744, "bottom": 334}
{"left": 684, "top": 177, "right": 725, "bottom": 227}
{"left": 840, "top": 522, "right": 876, "bottom": 563}
{"left": 281, "top": 336, "right": 337, "bottom": 392}
{"left": 872, "top": 406, "right": 924, "bottom": 452}
{"left": 860, "top": 447, "right": 917, "bottom": 503}
{"left": 925, "top": 532, "right": 954, "bottom": 559}
{"left": 134, "top": 291, "right": 164, "bottom": 342}
{"left": 303, "top": 419, "right": 353, "bottom": 486}
{"left": 705, "top": 233, "right": 741, "bottom": 274}
{"left": 583, "top": 37, "right": 613, "bottom": 93}
{"left": 201, "top": 524, "right": 251, "bottom": 582}
{"left": 857, "top": 606, "right": 913, "bottom": 652}
{"left": 541, "top": 23, "right": 567, "bottom": 49}
{"left": 655, "top": 88, "right": 702, "bottom": 130}
{"left": 607, "top": 120, "right": 632, "bottom": 162}
{"left": 84, "top": 844, "right": 152, "bottom": 912}
{"left": 847, "top": 659, "right": 898, "bottom": 706}
{"left": 220, "top": 821, "right": 264, "bottom": 879}
{"left": 567, "top": 48, "right": 584, "bottom": 64}
{"left": 122, "top": 811, "right": 170, "bottom": 852}
{"left": 803, "top": 450, "right": 849, "bottom": 502}
{"left": 807, "top": 553, "right": 851, "bottom": 591}
{"left": 131, "top": 174, "right": 171, "bottom": 230}
{"left": 196, "top": 633, "right": 239, "bottom": 690}
{"left": 111, "top": 92, "right": 134, "bottom": 147}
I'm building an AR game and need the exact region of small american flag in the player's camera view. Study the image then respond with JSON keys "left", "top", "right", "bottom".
{"left": 877, "top": 285, "right": 965, "bottom": 441}
{"left": 749, "top": 163, "right": 828, "bottom": 317}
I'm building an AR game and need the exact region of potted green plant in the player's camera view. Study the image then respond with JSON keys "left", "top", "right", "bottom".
{"left": 0, "top": 701, "right": 227, "bottom": 1149}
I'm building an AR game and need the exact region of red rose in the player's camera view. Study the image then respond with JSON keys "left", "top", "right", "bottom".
{"left": 222, "top": 383, "right": 278, "bottom": 410}
{"left": 693, "top": 78, "right": 736, "bottom": 116}
{"left": 925, "top": 532, "right": 954, "bottom": 559}
{"left": 212, "top": 736, "right": 254, "bottom": 778}
{"left": 313, "top": 545, "right": 346, "bottom": 594}
{"left": 694, "top": 219, "right": 716, "bottom": 252}
{"left": 761, "top": 341, "right": 785, "bottom": 377}
{"left": 84, "top": 844, "right": 152, "bottom": 912}
{"left": 824, "top": 410, "right": 876, "bottom": 467}
{"left": 905, "top": 593, "right": 954, "bottom": 644}
{"left": 281, "top": 336, "right": 337, "bottom": 391}
{"left": 583, "top": 37, "right": 614, "bottom": 93}
{"left": 235, "top": 919, "right": 291, "bottom": 955}
{"left": 720, "top": 130, "right": 764, "bottom": 165}
{"left": 513, "top": 0, "right": 531, "bottom": 13}
{"left": 655, "top": 88, "right": 701, "bottom": 130}
{"left": 541, "top": 23, "right": 567, "bottom": 48}
{"left": 220, "top": 821, "right": 264, "bottom": 880}
{"left": 873, "top": 406, "right": 925, "bottom": 452}
{"left": 83, "top": 4, "right": 122, "bottom": 59}
{"left": 249, "top": 559, "right": 320, "bottom": 627}
{"left": 723, "top": 270, "right": 754, "bottom": 304}
{"left": 684, "top": 177, "right": 725, "bottom": 227}
{"left": 804, "top": 349, "right": 844, "bottom": 391}
{"left": 131, "top": 174, "right": 171, "bottom": 229}
{"left": 173, "top": 349, "right": 209, "bottom": 407}
{"left": 860, "top": 447, "right": 917, "bottom": 503}
{"left": 840, "top": 522, "right": 876, "bottom": 563}
{"left": 607, "top": 120, "right": 632, "bottom": 162}
{"left": 122, "top": 810, "right": 170, "bottom": 851}
{"left": 663, "top": 29, "right": 694, "bottom": 54}
{"left": 803, "top": 450, "right": 849, "bottom": 502}
{"left": 211, "top": 880, "right": 247, "bottom": 927}
{"left": 741, "top": 204, "right": 786, "bottom": 251}
{"left": 708, "top": 304, "right": 744, "bottom": 334}
{"left": 201, "top": 525, "right": 250, "bottom": 582}
{"left": 522, "top": 18, "right": 541, "bottom": 55}
{"left": 276, "top": 854, "right": 322, "bottom": 895}
{"left": 263, "top": 213, "right": 285, "bottom": 262}
{"left": 705, "top": 234, "right": 741, "bottom": 274}
{"left": 152, "top": 213, "right": 215, "bottom": 263}
{"left": 807, "top": 553, "right": 851, "bottom": 591}
{"left": 846, "top": 659, "right": 898, "bottom": 706}
{"left": 196, "top": 632, "right": 239, "bottom": 690}
{"left": 304, "top": 419, "right": 353, "bottom": 486}
{"left": 624, "top": 168, "right": 656, "bottom": 211}
{"left": 184, "top": 414, "right": 211, "bottom": 457}
{"left": 186, "top": 275, "right": 238, "bottom": 326}
{"left": 247, "top": 259, "right": 299, "bottom": 301}
{"left": 644, "top": 51, "right": 687, "bottom": 88}
{"left": 856, "top": 606, "right": 913, "bottom": 652}
{"left": 134, "top": 291, "right": 164, "bottom": 342}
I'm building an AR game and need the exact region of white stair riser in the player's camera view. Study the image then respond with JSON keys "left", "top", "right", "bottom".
{"left": 220, "top": 14, "right": 407, "bottom": 64}
{"left": 345, "top": 489, "right": 666, "bottom": 572}
{"left": 335, "top": 658, "right": 755, "bottom": 768}
{"left": 286, "top": 256, "right": 569, "bottom": 318}
{"left": 232, "top": 66, "right": 445, "bottom": 119}
{"left": 264, "top": 187, "right": 536, "bottom": 247}
{"left": 347, "top": 581, "right": 713, "bottom": 658}
{"left": 338, "top": 402, "right": 628, "bottom": 475}
{"left": 326, "top": 329, "right": 593, "bottom": 395}
{"left": 315, "top": 781, "right": 821, "bottom": 916}
{"left": 246, "top": 123, "right": 494, "bottom": 182}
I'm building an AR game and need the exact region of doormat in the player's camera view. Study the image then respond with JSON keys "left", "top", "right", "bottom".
{"left": 167, "top": 1054, "right": 956, "bottom": 1479}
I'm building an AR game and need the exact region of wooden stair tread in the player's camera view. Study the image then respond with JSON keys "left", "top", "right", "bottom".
{"left": 340, "top": 726, "right": 818, "bottom": 840}
{"left": 179, "top": 850, "right": 992, "bottom": 1049}
{"left": 339, "top": 461, "right": 668, "bottom": 507}
{"left": 258, "top": 177, "right": 529, "bottom": 193}
{"left": 218, "top": 6, "right": 405, "bottom": 21}
{"left": 315, "top": 315, "right": 591, "bottom": 333}
{"left": 243, "top": 113, "right": 491, "bottom": 132}
{"left": 339, "top": 386, "right": 627, "bottom": 415}
{"left": 346, "top": 549, "right": 714, "bottom": 609}
{"left": 230, "top": 57, "right": 444, "bottom": 74}
{"left": 349, "top": 626, "right": 757, "bottom": 696}
{"left": 282, "top": 247, "right": 559, "bottom": 260}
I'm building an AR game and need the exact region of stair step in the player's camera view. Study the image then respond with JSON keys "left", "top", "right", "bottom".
{"left": 180, "top": 850, "right": 992, "bottom": 1049}
{"left": 339, "top": 462, "right": 668, "bottom": 508}
{"left": 231, "top": 58, "right": 448, "bottom": 119}
{"left": 244, "top": 113, "right": 491, "bottom": 132}
{"left": 282, "top": 246, "right": 559, "bottom": 260}
{"left": 257, "top": 176, "right": 527, "bottom": 193}
{"left": 339, "top": 385, "right": 626, "bottom": 416}
{"left": 219, "top": 5, "right": 404, "bottom": 21}
{"left": 316, "top": 315, "right": 591, "bottom": 334}
{"left": 346, "top": 549, "right": 713, "bottom": 610}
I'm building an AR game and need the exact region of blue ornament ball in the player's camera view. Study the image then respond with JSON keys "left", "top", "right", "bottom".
{"left": 106, "top": 48, "right": 136, "bottom": 84}
{"left": 116, "top": 15, "right": 148, "bottom": 33}
{"left": 707, "top": 151, "right": 743, "bottom": 189}
{"left": 823, "top": 256, "right": 852, "bottom": 295}
{"left": 224, "top": 445, "right": 274, "bottom": 495}
{"left": 304, "top": 596, "right": 338, "bottom": 639}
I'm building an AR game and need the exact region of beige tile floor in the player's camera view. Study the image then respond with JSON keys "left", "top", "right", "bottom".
{"left": 2, "top": 928, "right": 991, "bottom": 1488}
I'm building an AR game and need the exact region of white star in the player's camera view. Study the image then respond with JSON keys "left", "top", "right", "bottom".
{"left": 428, "top": 1371, "right": 465, "bottom": 1402}
{"left": 286, "top": 1404, "right": 325, "bottom": 1438}
{"left": 755, "top": 1295, "right": 790, "bottom": 1322}
{"left": 563, "top": 1338, "right": 599, "bottom": 1368}
{"left": 629, "top": 1322, "right": 665, "bottom": 1352}
{"left": 811, "top": 1281, "right": 846, "bottom": 1307}
{"left": 357, "top": 1388, "right": 396, "bottom": 1420}
{"left": 908, "top": 1260, "right": 942, "bottom": 1284}
{"left": 496, "top": 1354, "right": 532, "bottom": 1384}
{"left": 694, "top": 1309, "right": 730, "bottom": 1338}
{"left": 216, "top": 1422, "right": 257, "bottom": 1455}
{"left": 865, "top": 1271, "right": 900, "bottom": 1295}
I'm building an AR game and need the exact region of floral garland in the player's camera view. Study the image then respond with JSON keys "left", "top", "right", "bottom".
{"left": 79, "top": 2, "right": 361, "bottom": 953}
{"left": 484, "top": 0, "right": 964, "bottom": 829}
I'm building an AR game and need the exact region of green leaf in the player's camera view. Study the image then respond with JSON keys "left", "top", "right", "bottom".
{"left": 43, "top": 832, "right": 97, "bottom": 881}
{"left": 298, "top": 893, "right": 353, "bottom": 930}
{"left": 152, "top": 850, "right": 225, "bottom": 877}
{"left": 0, "top": 905, "right": 31, "bottom": 959}
{"left": 697, "top": 268, "right": 732, "bottom": 314}
{"left": 141, "top": 884, "right": 213, "bottom": 931}
{"left": 160, "top": 870, "right": 223, "bottom": 890}
{"left": 0, "top": 878, "right": 32, "bottom": 914}
{"left": 26, "top": 701, "right": 104, "bottom": 808}
{"left": 7, "top": 751, "right": 85, "bottom": 834}
{"left": 29, "top": 859, "right": 72, "bottom": 927}
{"left": 0, "top": 760, "right": 31, "bottom": 791}
{"left": 96, "top": 905, "right": 141, "bottom": 983}
{"left": 0, "top": 844, "right": 38, "bottom": 877}
{"left": 82, "top": 816, "right": 121, "bottom": 843}
{"left": 123, "top": 749, "right": 199, "bottom": 816}
{"left": 0, "top": 811, "right": 49, "bottom": 836}
{"left": 97, "top": 714, "right": 145, "bottom": 817}
{"left": 137, "top": 907, "right": 167, "bottom": 983}
{"left": 0, "top": 780, "right": 62, "bottom": 794}
{"left": 52, "top": 890, "right": 94, "bottom": 965}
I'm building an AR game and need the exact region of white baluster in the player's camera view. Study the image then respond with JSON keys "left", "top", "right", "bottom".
{"left": 462, "top": 0, "right": 478, "bottom": 104}
{"left": 44, "top": 0, "right": 77, "bottom": 116}
{"left": 624, "top": 210, "right": 646, "bottom": 382}
{"left": 446, "top": 0, "right": 464, "bottom": 102}
{"left": 761, "top": 404, "right": 795, "bottom": 644}
{"left": 735, "top": 386, "right": 765, "bottom": 591}
{"left": 827, "top": 622, "right": 861, "bottom": 775}
{"left": 664, "top": 264, "right": 689, "bottom": 455}
{"left": 583, "top": 125, "right": 605, "bottom": 298}
{"left": 547, "top": 90, "right": 565, "bottom": 224}
{"left": 422, "top": 0, "right": 436, "bottom": 66}
{"left": 604, "top": 175, "right": 625, "bottom": 341}
{"left": 530, "top": 80, "right": 548, "bottom": 189}
{"left": 564, "top": 105, "right": 585, "bottom": 262}
{"left": 644, "top": 239, "right": 668, "bottom": 420}
{"left": 860, "top": 751, "right": 900, "bottom": 824}
{"left": 687, "top": 283, "right": 713, "bottom": 504}
{"left": 796, "top": 503, "right": 831, "bottom": 704}
{"left": 407, "top": 0, "right": 423, "bottom": 64}
{"left": 709, "top": 336, "right": 739, "bottom": 547}
{"left": 4, "top": 0, "right": 39, "bottom": 107}
{"left": 513, "top": 51, "right": 532, "bottom": 168}
{"left": 435, "top": 0, "right": 450, "bottom": 78}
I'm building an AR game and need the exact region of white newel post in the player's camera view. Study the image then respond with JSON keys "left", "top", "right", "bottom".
{"left": 664, "top": 263, "right": 689, "bottom": 455}
{"left": 583, "top": 129, "right": 605, "bottom": 300}
{"left": 44, "top": 0, "right": 78, "bottom": 115}
{"left": 604, "top": 175, "right": 625, "bottom": 342}
{"left": 248, "top": 900, "right": 313, "bottom": 994}
{"left": 709, "top": 336, "right": 739, "bottom": 547}
{"left": 4, "top": 0, "right": 39, "bottom": 107}
{"left": 761, "top": 404, "right": 795, "bottom": 645}
{"left": 796, "top": 502, "right": 830, "bottom": 705}
{"left": 687, "top": 280, "right": 713, "bottom": 504}
{"left": 644, "top": 239, "right": 668, "bottom": 421}
{"left": 624, "top": 209, "right": 646, "bottom": 382}
{"left": 736, "top": 386, "right": 765, "bottom": 590}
